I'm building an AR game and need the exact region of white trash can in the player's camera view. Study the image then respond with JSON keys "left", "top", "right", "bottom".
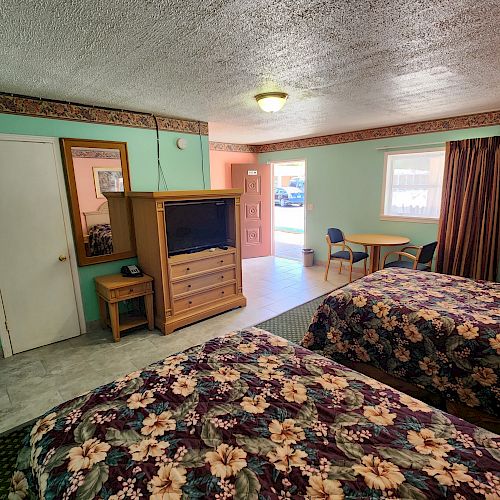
{"left": 302, "top": 248, "right": 314, "bottom": 267}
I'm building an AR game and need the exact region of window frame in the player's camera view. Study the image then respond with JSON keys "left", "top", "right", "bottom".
{"left": 380, "top": 147, "right": 445, "bottom": 224}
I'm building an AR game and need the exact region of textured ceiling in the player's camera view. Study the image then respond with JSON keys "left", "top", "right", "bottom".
{"left": 0, "top": 0, "right": 499, "bottom": 144}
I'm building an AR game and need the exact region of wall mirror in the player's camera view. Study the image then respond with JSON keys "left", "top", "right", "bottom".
{"left": 60, "top": 138, "right": 135, "bottom": 266}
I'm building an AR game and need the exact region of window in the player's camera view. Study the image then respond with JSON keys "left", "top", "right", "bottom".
{"left": 381, "top": 148, "right": 445, "bottom": 222}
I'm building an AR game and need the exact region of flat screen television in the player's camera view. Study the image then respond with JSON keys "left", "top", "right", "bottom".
{"left": 165, "top": 199, "right": 233, "bottom": 256}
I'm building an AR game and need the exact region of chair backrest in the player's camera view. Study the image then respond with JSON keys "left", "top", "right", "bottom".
{"left": 418, "top": 241, "right": 438, "bottom": 263}
{"left": 327, "top": 228, "right": 344, "bottom": 244}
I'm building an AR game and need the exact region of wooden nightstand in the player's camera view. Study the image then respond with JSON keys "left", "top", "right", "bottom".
{"left": 95, "top": 274, "right": 154, "bottom": 342}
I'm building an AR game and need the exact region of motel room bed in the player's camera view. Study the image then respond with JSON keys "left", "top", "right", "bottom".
{"left": 10, "top": 328, "right": 500, "bottom": 499}
{"left": 84, "top": 202, "right": 114, "bottom": 256}
{"left": 87, "top": 223, "right": 113, "bottom": 256}
{"left": 303, "top": 268, "right": 500, "bottom": 430}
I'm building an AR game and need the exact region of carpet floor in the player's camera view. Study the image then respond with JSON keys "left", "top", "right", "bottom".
{"left": 0, "top": 293, "right": 327, "bottom": 496}
{"left": 254, "top": 293, "right": 327, "bottom": 343}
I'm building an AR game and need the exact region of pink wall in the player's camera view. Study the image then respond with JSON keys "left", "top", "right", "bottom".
{"left": 209, "top": 150, "right": 258, "bottom": 189}
{"left": 73, "top": 157, "right": 123, "bottom": 232}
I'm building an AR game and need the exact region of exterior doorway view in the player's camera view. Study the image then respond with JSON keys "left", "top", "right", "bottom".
{"left": 273, "top": 161, "right": 306, "bottom": 260}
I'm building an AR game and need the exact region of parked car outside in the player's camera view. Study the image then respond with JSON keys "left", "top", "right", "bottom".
{"left": 274, "top": 187, "right": 304, "bottom": 206}
{"left": 288, "top": 176, "right": 305, "bottom": 191}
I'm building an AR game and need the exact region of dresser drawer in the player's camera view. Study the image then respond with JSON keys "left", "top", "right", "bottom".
{"left": 172, "top": 269, "right": 236, "bottom": 296}
{"left": 170, "top": 253, "right": 236, "bottom": 278}
{"left": 173, "top": 283, "right": 237, "bottom": 313}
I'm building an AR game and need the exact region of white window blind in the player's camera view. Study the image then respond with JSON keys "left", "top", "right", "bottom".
{"left": 381, "top": 149, "right": 445, "bottom": 221}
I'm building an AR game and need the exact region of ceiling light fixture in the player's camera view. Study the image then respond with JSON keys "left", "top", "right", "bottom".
{"left": 255, "top": 92, "right": 288, "bottom": 112}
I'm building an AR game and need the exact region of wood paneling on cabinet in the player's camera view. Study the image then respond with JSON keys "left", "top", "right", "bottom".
{"left": 128, "top": 190, "right": 246, "bottom": 334}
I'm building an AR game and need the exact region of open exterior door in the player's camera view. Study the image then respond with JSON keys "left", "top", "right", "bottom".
{"left": 231, "top": 163, "right": 271, "bottom": 258}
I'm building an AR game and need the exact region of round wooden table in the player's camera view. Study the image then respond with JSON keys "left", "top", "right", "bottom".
{"left": 345, "top": 233, "right": 410, "bottom": 274}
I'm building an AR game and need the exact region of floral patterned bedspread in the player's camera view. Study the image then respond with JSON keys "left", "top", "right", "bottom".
{"left": 88, "top": 223, "right": 113, "bottom": 256}
{"left": 11, "top": 328, "right": 500, "bottom": 499}
{"left": 303, "top": 268, "right": 500, "bottom": 417}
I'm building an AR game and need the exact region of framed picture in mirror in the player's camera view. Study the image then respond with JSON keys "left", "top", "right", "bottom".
{"left": 93, "top": 166, "right": 124, "bottom": 198}
{"left": 60, "top": 138, "right": 136, "bottom": 266}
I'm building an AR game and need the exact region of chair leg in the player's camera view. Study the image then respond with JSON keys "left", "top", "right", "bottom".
{"left": 324, "top": 255, "right": 331, "bottom": 280}
{"left": 349, "top": 262, "right": 353, "bottom": 282}
{"left": 339, "top": 260, "right": 343, "bottom": 274}
{"left": 364, "top": 259, "right": 367, "bottom": 276}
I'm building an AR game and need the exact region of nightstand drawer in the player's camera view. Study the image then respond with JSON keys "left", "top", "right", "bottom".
{"left": 116, "top": 282, "right": 148, "bottom": 298}
{"left": 173, "top": 283, "right": 236, "bottom": 313}
{"left": 170, "top": 253, "right": 236, "bottom": 278}
{"left": 172, "top": 269, "right": 236, "bottom": 296}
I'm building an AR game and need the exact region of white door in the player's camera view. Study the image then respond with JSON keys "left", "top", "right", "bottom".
{"left": 0, "top": 138, "right": 81, "bottom": 354}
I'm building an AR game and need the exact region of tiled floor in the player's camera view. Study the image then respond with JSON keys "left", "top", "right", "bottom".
{"left": 0, "top": 256, "right": 354, "bottom": 433}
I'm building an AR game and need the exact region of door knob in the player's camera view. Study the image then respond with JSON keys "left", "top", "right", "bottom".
{"left": 59, "top": 255, "right": 67, "bottom": 262}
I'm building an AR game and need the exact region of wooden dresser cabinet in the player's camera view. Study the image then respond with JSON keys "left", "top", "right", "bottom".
{"left": 128, "top": 190, "right": 246, "bottom": 334}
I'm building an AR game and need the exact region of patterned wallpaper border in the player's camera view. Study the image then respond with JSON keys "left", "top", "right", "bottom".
{"left": 0, "top": 94, "right": 209, "bottom": 135}
{"left": 72, "top": 148, "right": 121, "bottom": 159}
{"left": 209, "top": 110, "right": 500, "bottom": 153}
{"left": 208, "top": 142, "right": 257, "bottom": 153}
{"left": 252, "top": 110, "right": 500, "bottom": 153}
{"left": 0, "top": 94, "right": 496, "bottom": 147}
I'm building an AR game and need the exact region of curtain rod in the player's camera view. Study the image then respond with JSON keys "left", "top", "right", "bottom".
{"left": 375, "top": 142, "right": 445, "bottom": 150}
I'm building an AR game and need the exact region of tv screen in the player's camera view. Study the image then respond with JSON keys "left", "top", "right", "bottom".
{"left": 165, "top": 199, "right": 230, "bottom": 256}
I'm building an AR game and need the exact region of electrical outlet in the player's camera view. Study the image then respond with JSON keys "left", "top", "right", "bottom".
{"left": 307, "top": 203, "right": 314, "bottom": 211}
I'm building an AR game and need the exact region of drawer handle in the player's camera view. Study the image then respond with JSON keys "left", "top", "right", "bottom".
{"left": 129, "top": 288, "right": 134, "bottom": 293}
{"left": 220, "top": 260, "right": 224, "bottom": 263}
{"left": 186, "top": 267, "right": 190, "bottom": 271}
{"left": 188, "top": 300, "right": 193, "bottom": 305}
{"left": 221, "top": 290, "right": 225, "bottom": 295}
{"left": 187, "top": 284, "right": 191, "bottom": 288}
{"left": 221, "top": 275, "right": 224, "bottom": 279}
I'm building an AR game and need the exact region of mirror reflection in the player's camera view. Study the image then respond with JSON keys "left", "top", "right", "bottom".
{"left": 61, "top": 140, "right": 135, "bottom": 265}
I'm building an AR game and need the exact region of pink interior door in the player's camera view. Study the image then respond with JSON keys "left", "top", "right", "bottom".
{"left": 231, "top": 163, "right": 271, "bottom": 259}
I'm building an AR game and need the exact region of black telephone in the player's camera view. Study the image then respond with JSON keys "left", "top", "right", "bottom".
{"left": 121, "top": 265, "right": 143, "bottom": 277}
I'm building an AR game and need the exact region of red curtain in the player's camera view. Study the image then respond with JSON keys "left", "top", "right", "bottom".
{"left": 436, "top": 137, "right": 499, "bottom": 281}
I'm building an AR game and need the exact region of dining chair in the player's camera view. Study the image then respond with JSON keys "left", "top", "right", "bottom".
{"left": 383, "top": 241, "right": 438, "bottom": 271}
{"left": 324, "top": 228, "right": 369, "bottom": 282}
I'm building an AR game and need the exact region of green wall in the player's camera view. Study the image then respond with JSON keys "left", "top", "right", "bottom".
{"left": 0, "top": 113, "right": 210, "bottom": 322}
{"left": 259, "top": 126, "right": 500, "bottom": 268}
{"left": 1, "top": 113, "right": 498, "bottom": 327}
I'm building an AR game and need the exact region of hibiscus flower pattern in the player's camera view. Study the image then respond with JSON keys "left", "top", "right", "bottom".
{"left": 303, "top": 269, "right": 500, "bottom": 416}
{"left": 10, "top": 328, "right": 500, "bottom": 499}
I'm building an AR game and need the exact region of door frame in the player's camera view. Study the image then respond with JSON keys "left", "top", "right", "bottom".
{"left": 269, "top": 159, "right": 307, "bottom": 258}
{"left": 0, "top": 133, "right": 86, "bottom": 358}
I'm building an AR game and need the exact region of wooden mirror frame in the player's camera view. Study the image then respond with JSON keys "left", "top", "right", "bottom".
{"left": 60, "top": 138, "right": 136, "bottom": 266}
